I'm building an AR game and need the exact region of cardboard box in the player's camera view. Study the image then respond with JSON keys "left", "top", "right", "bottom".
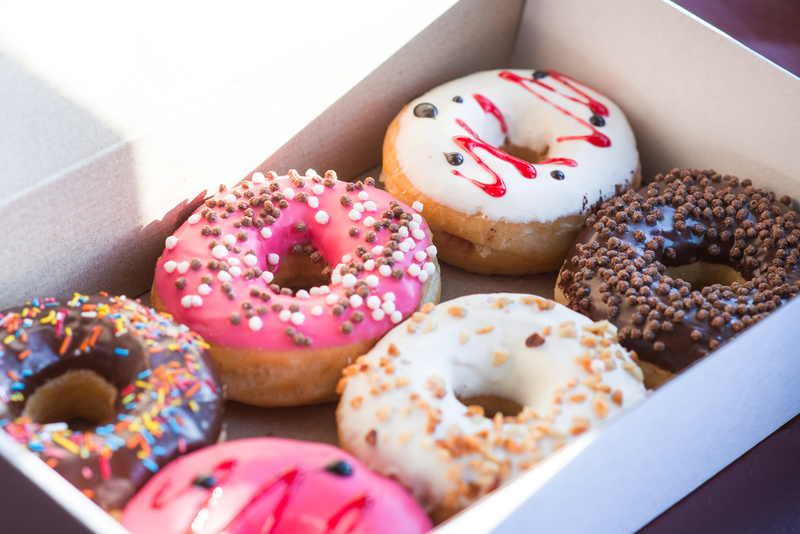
{"left": 2, "top": 0, "right": 799, "bottom": 532}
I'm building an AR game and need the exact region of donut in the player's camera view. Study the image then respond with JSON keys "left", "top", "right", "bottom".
{"left": 152, "top": 169, "right": 441, "bottom": 407}
{"left": 121, "top": 437, "right": 433, "bottom": 534}
{"left": 336, "top": 293, "right": 646, "bottom": 522}
{"left": 0, "top": 293, "right": 224, "bottom": 513}
{"left": 382, "top": 69, "right": 640, "bottom": 275}
{"left": 555, "top": 168, "right": 800, "bottom": 387}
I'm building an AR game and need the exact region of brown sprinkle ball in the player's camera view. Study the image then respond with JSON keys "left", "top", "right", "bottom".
{"left": 557, "top": 168, "right": 800, "bottom": 376}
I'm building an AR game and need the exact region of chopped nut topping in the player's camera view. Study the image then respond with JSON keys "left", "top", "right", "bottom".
{"left": 475, "top": 325, "right": 495, "bottom": 334}
{"left": 493, "top": 349, "right": 510, "bottom": 366}
{"left": 459, "top": 332, "right": 470, "bottom": 345}
{"left": 350, "top": 396, "right": 363, "bottom": 409}
{"left": 448, "top": 306, "right": 468, "bottom": 317}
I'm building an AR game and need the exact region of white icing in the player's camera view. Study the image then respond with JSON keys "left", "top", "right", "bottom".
{"left": 337, "top": 293, "right": 646, "bottom": 514}
{"left": 393, "top": 70, "right": 638, "bottom": 223}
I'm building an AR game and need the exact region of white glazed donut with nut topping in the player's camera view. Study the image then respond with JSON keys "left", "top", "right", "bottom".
{"left": 336, "top": 293, "right": 646, "bottom": 522}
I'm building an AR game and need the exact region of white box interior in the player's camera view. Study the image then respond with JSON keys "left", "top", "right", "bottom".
{"left": 2, "top": 0, "right": 800, "bottom": 533}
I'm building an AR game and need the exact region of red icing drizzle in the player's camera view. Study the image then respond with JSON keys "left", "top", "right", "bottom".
{"left": 227, "top": 466, "right": 305, "bottom": 534}
{"left": 539, "top": 158, "right": 578, "bottom": 167}
{"left": 452, "top": 118, "right": 538, "bottom": 198}
{"left": 151, "top": 458, "right": 238, "bottom": 509}
{"left": 498, "top": 70, "right": 611, "bottom": 148}
{"left": 325, "top": 494, "right": 373, "bottom": 534}
{"left": 473, "top": 94, "right": 507, "bottom": 134}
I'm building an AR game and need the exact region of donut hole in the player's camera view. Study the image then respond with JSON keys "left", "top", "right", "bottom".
{"left": 456, "top": 394, "right": 523, "bottom": 419}
{"left": 22, "top": 369, "right": 117, "bottom": 428}
{"left": 498, "top": 138, "right": 548, "bottom": 165}
{"left": 270, "top": 249, "right": 331, "bottom": 293}
{"left": 664, "top": 262, "right": 747, "bottom": 291}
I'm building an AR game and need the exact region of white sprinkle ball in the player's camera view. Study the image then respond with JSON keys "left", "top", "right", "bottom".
{"left": 268, "top": 254, "right": 280, "bottom": 265}
{"left": 418, "top": 271, "right": 429, "bottom": 282}
{"left": 315, "top": 211, "right": 330, "bottom": 224}
{"left": 229, "top": 266, "right": 242, "bottom": 277}
{"left": 372, "top": 246, "right": 384, "bottom": 255}
{"left": 399, "top": 241, "right": 411, "bottom": 253}
{"left": 308, "top": 197, "right": 319, "bottom": 209}
{"left": 310, "top": 287, "right": 320, "bottom": 295}
{"left": 261, "top": 271, "right": 274, "bottom": 283}
{"left": 398, "top": 227, "right": 409, "bottom": 237}
{"left": 366, "top": 296, "right": 381, "bottom": 309}
{"left": 412, "top": 201, "right": 424, "bottom": 212}
{"left": 341, "top": 254, "right": 352, "bottom": 263}
{"left": 212, "top": 245, "right": 229, "bottom": 259}
{"left": 412, "top": 229, "right": 426, "bottom": 240}
{"left": 424, "top": 262, "right": 436, "bottom": 275}
{"left": 296, "top": 290, "right": 310, "bottom": 300}
{"left": 348, "top": 210, "right": 361, "bottom": 222}
{"left": 353, "top": 203, "right": 365, "bottom": 213}
{"left": 390, "top": 311, "right": 403, "bottom": 324}
{"left": 412, "top": 214, "right": 422, "bottom": 224}
{"left": 290, "top": 312, "right": 305, "bottom": 325}
{"left": 364, "top": 260, "right": 375, "bottom": 271}
{"left": 165, "top": 236, "right": 178, "bottom": 249}
{"left": 244, "top": 254, "right": 258, "bottom": 267}
{"left": 365, "top": 275, "right": 379, "bottom": 288}
{"left": 176, "top": 261, "right": 190, "bottom": 274}
{"left": 180, "top": 296, "right": 193, "bottom": 308}
{"left": 363, "top": 216, "right": 375, "bottom": 227}
{"left": 381, "top": 301, "right": 396, "bottom": 314}
{"left": 414, "top": 251, "right": 427, "bottom": 262}
{"left": 305, "top": 168, "right": 317, "bottom": 177}
{"left": 319, "top": 286, "right": 331, "bottom": 295}
{"left": 384, "top": 292, "right": 396, "bottom": 302}
{"left": 364, "top": 201, "right": 377, "bottom": 212}
{"left": 325, "top": 293, "right": 340, "bottom": 305}
{"left": 283, "top": 187, "right": 295, "bottom": 198}
{"left": 188, "top": 214, "right": 201, "bottom": 224}
{"left": 223, "top": 194, "right": 237, "bottom": 204}
{"left": 312, "top": 184, "right": 325, "bottom": 195}
{"left": 358, "top": 191, "right": 370, "bottom": 201}
{"left": 252, "top": 172, "right": 265, "bottom": 183}
{"left": 191, "top": 295, "right": 203, "bottom": 307}
{"left": 407, "top": 264, "right": 421, "bottom": 277}
{"left": 261, "top": 227, "right": 272, "bottom": 239}
{"left": 371, "top": 309, "right": 386, "bottom": 321}
{"left": 427, "top": 246, "right": 438, "bottom": 259}
{"left": 197, "top": 284, "right": 211, "bottom": 295}
{"left": 228, "top": 257, "right": 240, "bottom": 266}
{"left": 279, "top": 310, "right": 292, "bottom": 322}
{"left": 217, "top": 270, "right": 232, "bottom": 282}
{"left": 409, "top": 221, "right": 420, "bottom": 232}
{"left": 379, "top": 265, "right": 392, "bottom": 277}
{"left": 349, "top": 295, "right": 364, "bottom": 308}
{"left": 249, "top": 317, "right": 263, "bottom": 331}
{"left": 163, "top": 261, "right": 177, "bottom": 273}
{"left": 591, "top": 359, "right": 606, "bottom": 375}
{"left": 392, "top": 251, "right": 404, "bottom": 262}
{"left": 223, "top": 235, "right": 237, "bottom": 246}
{"left": 311, "top": 306, "right": 323, "bottom": 316}
{"left": 342, "top": 274, "right": 357, "bottom": 288}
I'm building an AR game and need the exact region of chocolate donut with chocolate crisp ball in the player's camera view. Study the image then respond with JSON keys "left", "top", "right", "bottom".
{"left": 555, "top": 169, "right": 800, "bottom": 387}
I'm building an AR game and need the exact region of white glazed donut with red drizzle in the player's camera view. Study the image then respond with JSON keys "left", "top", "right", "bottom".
{"left": 336, "top": 293, "right": 646, "bottom": 522}
{"left": 382, "top": 69, "right": 640, "bottom": 275}
{"left": 121, "top": 437, "right": 433, "bottom": 534}
{"left": 152, "top": 170, "right": 441, "bottom": 407}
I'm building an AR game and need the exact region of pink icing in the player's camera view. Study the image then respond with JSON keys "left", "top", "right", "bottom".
{"left": 121, "top": 438, "right": 432, "bottom": 534}
{"left": 153, "top": 175, "right": 433, "bottom": 351}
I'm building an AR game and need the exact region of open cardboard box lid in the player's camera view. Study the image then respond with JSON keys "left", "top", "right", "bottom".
{"left": 2, "top": 0, "right": 800, "bottom": 532}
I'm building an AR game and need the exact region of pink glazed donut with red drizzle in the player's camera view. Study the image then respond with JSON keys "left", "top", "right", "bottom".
{"left": 152, "top": 170, "right": 441, "bottom": 407}
{"left": 121, "top": 437, "right": 433, "bottom": 534}
{"left": 382, "top": 69, "right": 641, "bottom": 275}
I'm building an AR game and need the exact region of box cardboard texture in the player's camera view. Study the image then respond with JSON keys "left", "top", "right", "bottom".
{"left": 2, "top": 0, "right": 800, "bottom": 533}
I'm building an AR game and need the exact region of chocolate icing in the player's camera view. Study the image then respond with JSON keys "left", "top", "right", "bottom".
{"left": 0, "top": 294, "right": 224, "bottom": 511}
{"left": 558, "top": 169, "right": 800, "bottom": 373}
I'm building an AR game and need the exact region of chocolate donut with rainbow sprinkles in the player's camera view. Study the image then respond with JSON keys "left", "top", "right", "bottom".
{"left": 382, "top": 69, "right": 640, "bottom": 275}
{"left": 152, "top": 169, "right": 441, "bottom": 407}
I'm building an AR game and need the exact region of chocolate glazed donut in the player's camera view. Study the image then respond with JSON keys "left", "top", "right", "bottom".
{"left": 0, "top": 293, "right": 224, "bottom": 512}
{"left": 556, "top": 169, "right": 800, "bottom": 386}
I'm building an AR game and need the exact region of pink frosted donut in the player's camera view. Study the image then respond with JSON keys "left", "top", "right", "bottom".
{"left": 121, "top": 437, "right": 433, "bottom": 534}
{"left": 152, "top": 170, "right": 441, "bottom": 407}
